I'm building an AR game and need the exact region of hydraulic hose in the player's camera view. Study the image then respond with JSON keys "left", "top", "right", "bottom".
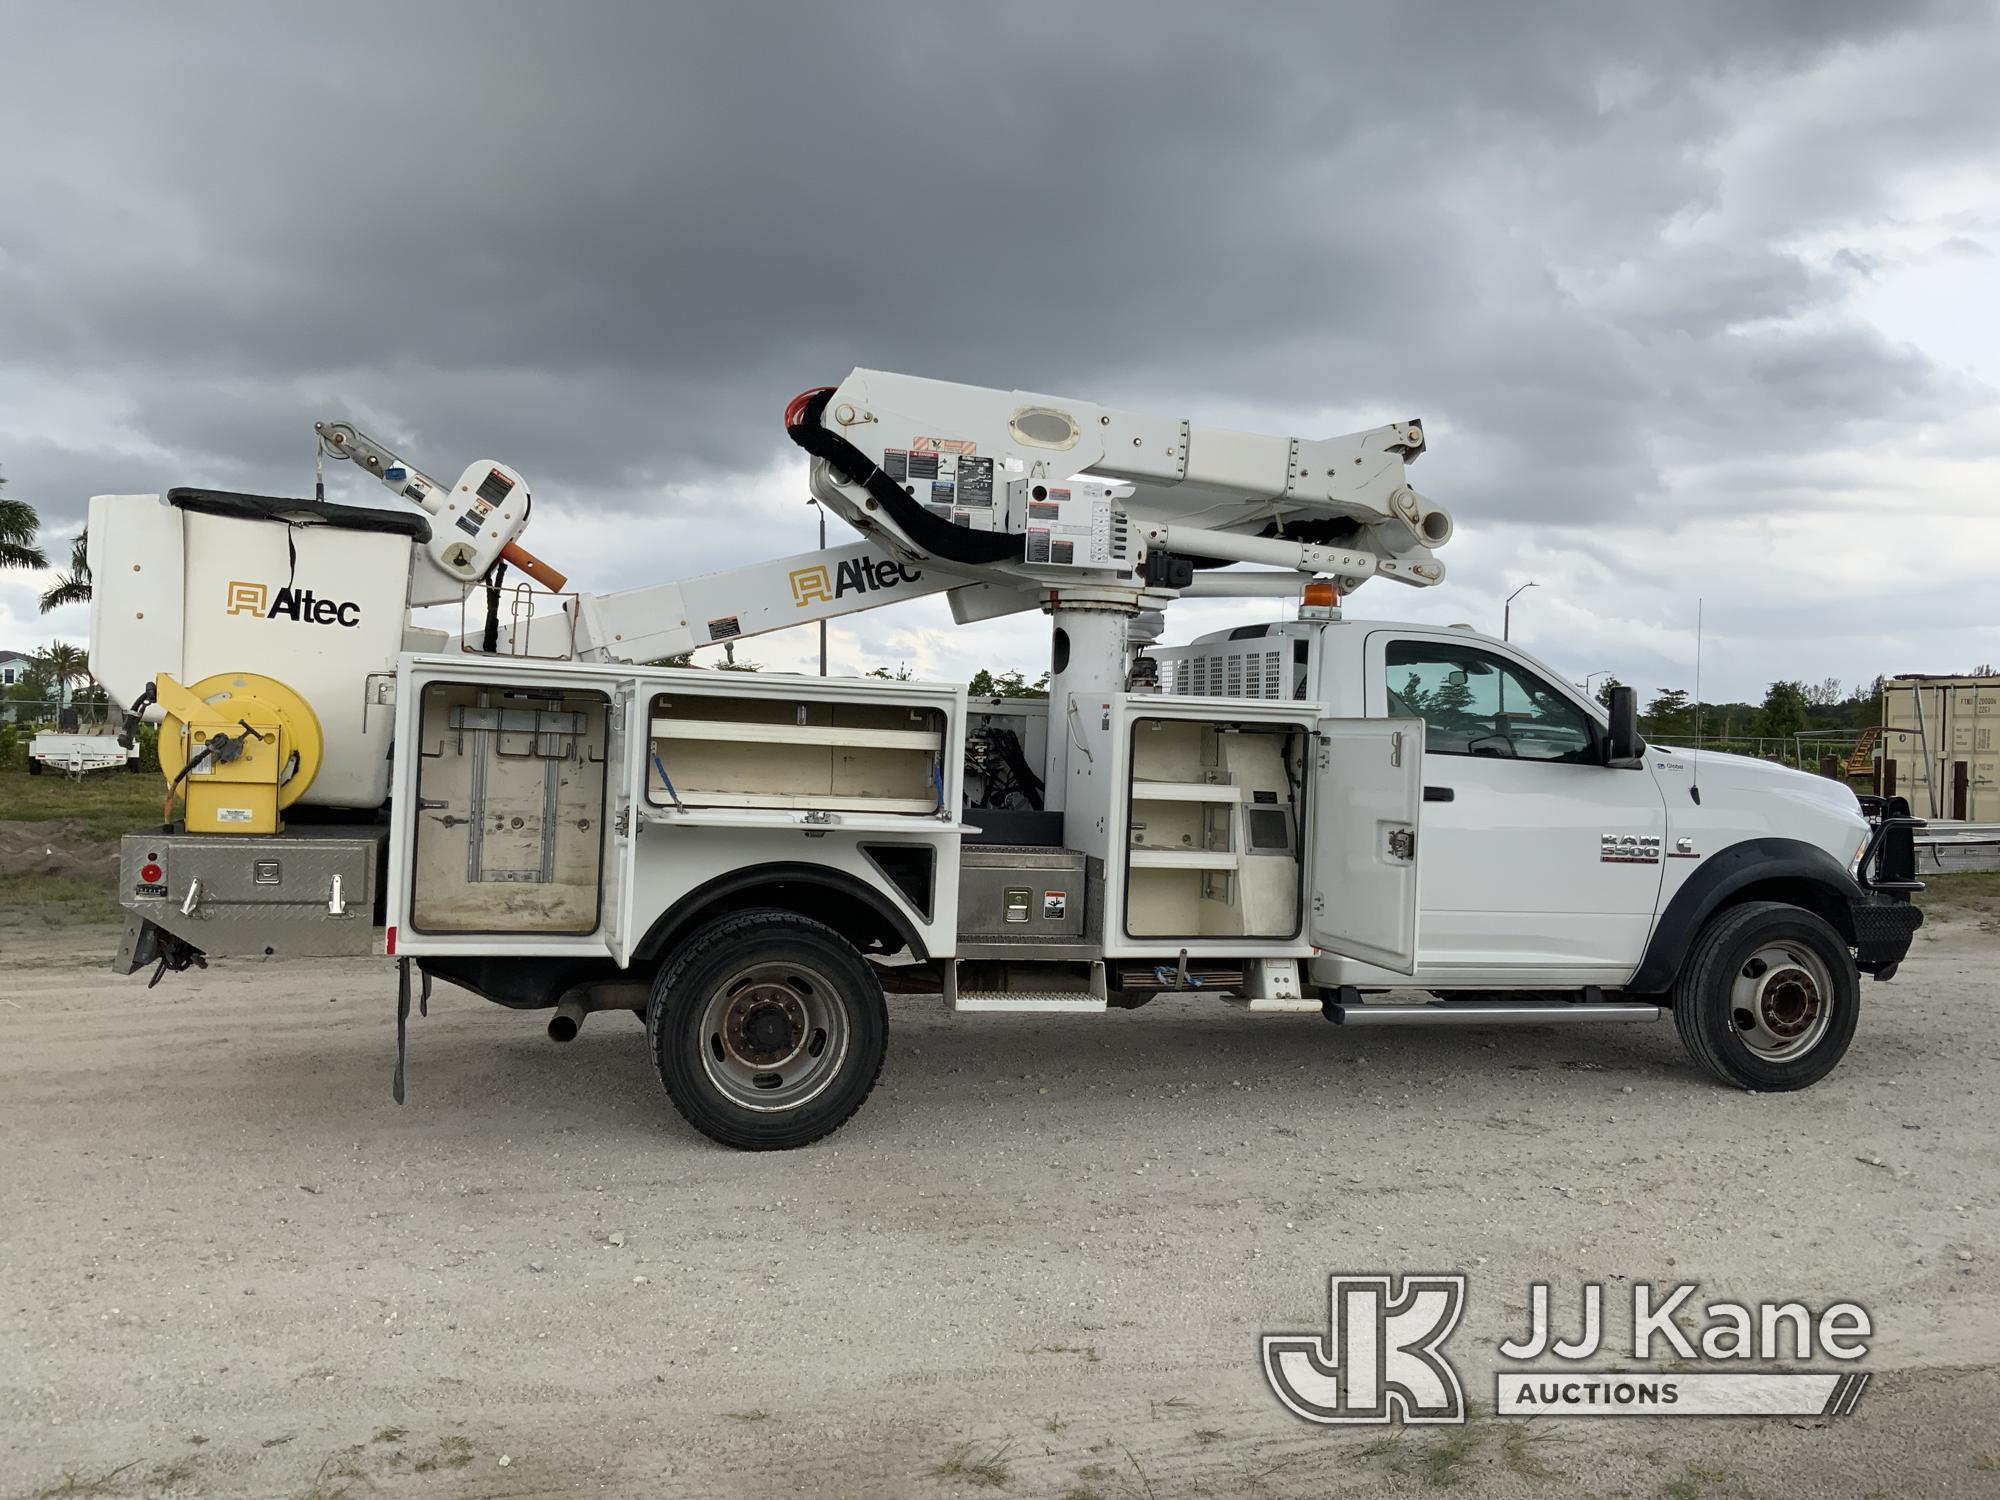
{"left": 784, "top": 387, "right": 1022, "bottom": 568}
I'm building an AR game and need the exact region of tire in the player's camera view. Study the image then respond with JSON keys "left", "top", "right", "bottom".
{"left": 647, "top": 909, "right": 888, "bottom": 1150}
{"left": 26, "top": 757, "right": 43, "bottom": 776}
{"left": 1671, "top": 900, "right": 1859, "bottom": 1091}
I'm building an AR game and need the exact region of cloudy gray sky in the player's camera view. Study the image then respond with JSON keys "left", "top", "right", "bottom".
{"left": 3, "top": 1, "right": 1996, "bottom": 701}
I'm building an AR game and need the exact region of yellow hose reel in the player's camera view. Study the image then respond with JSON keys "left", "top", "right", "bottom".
{"left": 155, "top": 671, "right": 324, "bottom": 834}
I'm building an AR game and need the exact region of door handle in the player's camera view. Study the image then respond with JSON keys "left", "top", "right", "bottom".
{"left": 1424, "top": 785, "right": 1455, "bottom": 802}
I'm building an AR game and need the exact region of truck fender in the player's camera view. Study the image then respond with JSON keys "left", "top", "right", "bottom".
{"left": 1626, "top": 838, "right": 1862, "bottom": 995}
{"left": 633, "top": 861, "right": 931, "bottom": 965}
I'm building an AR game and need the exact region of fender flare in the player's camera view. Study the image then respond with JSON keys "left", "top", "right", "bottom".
{"left": 632, "top": 861, "right": 930, "bottom": 964}
{"left": 1628, "top": 837, "right": 1861, "bottom": 994}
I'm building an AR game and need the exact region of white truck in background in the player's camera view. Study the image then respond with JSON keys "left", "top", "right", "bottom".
{"left": 83, "top": 369, "right": 1924, "bottom": 1150}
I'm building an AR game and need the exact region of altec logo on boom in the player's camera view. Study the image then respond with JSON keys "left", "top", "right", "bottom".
{"left": 789, "top": 557, "right": 923, "bottom": 609}
{"left": 226, "top": 580, "right": 363, "bottom": 627}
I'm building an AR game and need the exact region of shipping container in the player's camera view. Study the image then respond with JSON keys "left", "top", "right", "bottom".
{"left": 1880, "top": 675, "right": 2000, "bottom": 821}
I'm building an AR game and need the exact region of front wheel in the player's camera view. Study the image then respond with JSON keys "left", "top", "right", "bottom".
{"left": 647, "top": 909, "right": 889, "bottom": 1150}
{"left": 1672, "top": 900, "right": 1859, "bottom": 1091}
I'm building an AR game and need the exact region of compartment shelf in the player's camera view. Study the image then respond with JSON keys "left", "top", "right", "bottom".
{"left": 1130, "top": 780, "right": 1241, "bottom": 803}
{"left": 1128, "top": 847, "right": 1240, "bottom": 870}
{"left": 650, "top": 717, "right": 940, "bottom": 751}
{"left": 649, "top": 788, "right": 938, "bottom": 814}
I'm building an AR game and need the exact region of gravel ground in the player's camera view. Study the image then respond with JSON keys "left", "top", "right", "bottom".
{"left": 1, "top": 914, "right": 1996, "bottom": 1499}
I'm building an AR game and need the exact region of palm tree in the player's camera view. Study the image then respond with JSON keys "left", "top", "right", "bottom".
{"left": 35, "top": 642, "right": 89, "bottom": 708}
{"left": 0, "top": 471, "right": 47, "bottom": 572}
{"left": 39, "top": 529, "right": 91, "bottom": 612}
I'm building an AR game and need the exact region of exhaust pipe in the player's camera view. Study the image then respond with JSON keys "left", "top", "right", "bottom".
{"left": 548, "top": 997, "right": 587, "bottom": 1043}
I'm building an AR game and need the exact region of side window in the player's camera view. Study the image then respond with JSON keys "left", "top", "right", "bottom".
{"left": 1384, "top": 640, "right": 1596, "bottom": 763}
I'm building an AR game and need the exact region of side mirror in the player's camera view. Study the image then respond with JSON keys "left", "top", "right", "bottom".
{"left": 1605, "top": 685, "right": 1645, "bottom": 767}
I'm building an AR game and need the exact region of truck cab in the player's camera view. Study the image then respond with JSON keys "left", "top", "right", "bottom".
{"left": 1155, "top": 614, "right": 1922, "bottom": 1015}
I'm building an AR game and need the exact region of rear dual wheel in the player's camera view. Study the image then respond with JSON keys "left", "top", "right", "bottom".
{"left": 648, "top": 909, "right": 888, "bottom": 1150}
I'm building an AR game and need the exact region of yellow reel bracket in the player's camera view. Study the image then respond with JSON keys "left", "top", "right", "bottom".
{"left": 156, "top": 671, "right": 325, "bottom": 834}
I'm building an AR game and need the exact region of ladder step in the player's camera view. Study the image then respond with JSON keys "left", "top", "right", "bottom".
{"left": 1324, "top": 999, "right": 1663, "bottom": 1027}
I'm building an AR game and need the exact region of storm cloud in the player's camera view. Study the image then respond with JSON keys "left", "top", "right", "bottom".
{"left": 3, "top": 1, "right": 1997, "bottom": 697}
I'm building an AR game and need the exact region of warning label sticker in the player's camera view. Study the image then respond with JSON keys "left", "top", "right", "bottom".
{"left": 708, "top": 615, "right": 742, "bottom": 640}
{"left": 912, "top": 436, "right": 976, "bottom": 455}
{"left": 1043, "top": 891, "right": 1067, "bottom": 920}
{"left": 931, "top": 480, "right": 956, "bottom": 505}
{"left": 883, "top": 449, "right": 909, "bottom": 482}
{"left": 957, "top": 456, "right": 994, "bottom": 506}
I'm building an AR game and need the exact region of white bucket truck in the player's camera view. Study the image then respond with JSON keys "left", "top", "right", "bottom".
{"left": 85, "top": 371, "right": 1922, "bottom": 1149}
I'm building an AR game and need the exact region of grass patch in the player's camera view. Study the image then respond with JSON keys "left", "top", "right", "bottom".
{"left": 1415, "top": 1428, "right": 1482, "bottom": 1489}
{"left": 29, "top": 1462, "right": 140, "bottom": 1499}
{"left": 0, "top": 768, "right": 165, "bottom": 842}
{"left": 929, "top": 1439, "right": 1013, "bottom": 1488}
{"left": 1660, "top": 1459, "right": 1737, "bottom": 1500}
{"left": 411, "top": 1434, "right": 475, "bottom": 1473}
{"left": 1500, "top": 1423, "right": 1563, "bottom": 1480}
{"left": 146, "top": 1457, "right": 199, "bottom": 1488}
{"left": 1915, "top": 871, "right": 2000, "bottom": 921}
{"left": 0, "top": 870, "right": 113, "bottom": 915}
{"left": 299, "top": 1454, "right": 370, "bottom": 1500}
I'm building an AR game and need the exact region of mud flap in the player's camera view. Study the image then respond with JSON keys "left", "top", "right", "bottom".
{"left": 394, "top": 958, "right": 411, "bottom": 1105}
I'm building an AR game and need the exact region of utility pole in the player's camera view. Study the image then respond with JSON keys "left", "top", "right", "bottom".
{"left": 1503, "top": 580, "right": 1538, "bottom": 641}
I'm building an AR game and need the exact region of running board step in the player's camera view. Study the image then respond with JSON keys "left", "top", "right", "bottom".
{"left": 952, "top": 993, "right": 1108, "bottom": 1013}
{"left": 1323, "top": 998, "right": 1663, "bottom": 1026}
{"left": 946, "top": 959, "right": 1108, "bottom": 1013}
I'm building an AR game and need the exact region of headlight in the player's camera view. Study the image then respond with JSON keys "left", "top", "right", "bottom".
{"left": 1850, "top": 835, "right": 1871, "bottom": 879}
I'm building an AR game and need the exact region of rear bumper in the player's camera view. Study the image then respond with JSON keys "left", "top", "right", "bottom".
{"left": 114, "top": 829, "right": 386, "bottom": 973}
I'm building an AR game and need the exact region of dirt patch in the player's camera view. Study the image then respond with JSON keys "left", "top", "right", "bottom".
{"left": 0, "top": 818, "right": 120, "bottom": 881}
{"left": 2, "top": 929, "right": 1996, "bottom": 1497}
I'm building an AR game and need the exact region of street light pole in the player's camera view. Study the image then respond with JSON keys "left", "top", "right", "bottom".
{"left": 1503, "top": 580, "right": 1538, "bottom": 641}
{"left": 808, "top": 498, "right": 828, "bottom": 677}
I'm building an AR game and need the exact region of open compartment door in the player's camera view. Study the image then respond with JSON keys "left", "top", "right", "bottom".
{"left": 1308, "top": 717, "right": 1424, "bottom": 975}
{"left": 601, "top": 679, "right": 645, "bottom": 967}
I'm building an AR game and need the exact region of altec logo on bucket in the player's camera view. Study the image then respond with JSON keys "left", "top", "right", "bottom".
{"left": 226, "top": 580, "right": 362, "bottom": 627}
{"left": 1264, "top": 1274, "right": 1873, "bottom": 1424}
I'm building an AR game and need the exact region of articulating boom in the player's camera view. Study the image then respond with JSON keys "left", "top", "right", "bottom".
{"left": 554, "top": 369, "right": 1455, "bottom": 665}
{"left": 789, "top": 369, "right": 1451, "bottom": 597}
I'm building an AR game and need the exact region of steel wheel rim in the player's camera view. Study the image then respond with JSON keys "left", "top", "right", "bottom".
{"left": 1728, "top": 942, "right": 1834, "bottom": 1060}
{"left": 697, "top": 961, "right": 849, "bottom": 1112}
